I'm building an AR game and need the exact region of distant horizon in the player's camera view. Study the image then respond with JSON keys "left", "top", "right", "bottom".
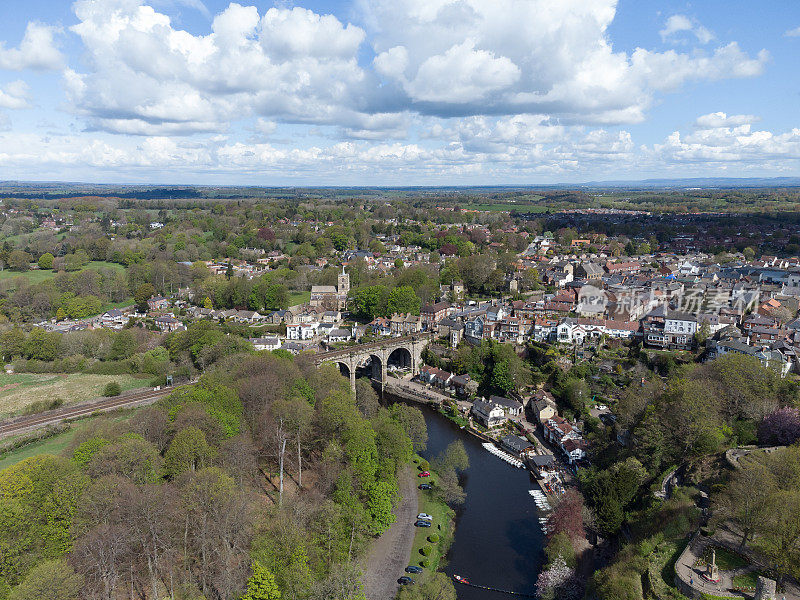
{"left": 4, "top": 175, "right": 800, "bottom": 192}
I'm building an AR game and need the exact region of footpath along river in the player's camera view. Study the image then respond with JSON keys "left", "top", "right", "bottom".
{"left": 419, "top": 409, "right": 546, "bottom": 599}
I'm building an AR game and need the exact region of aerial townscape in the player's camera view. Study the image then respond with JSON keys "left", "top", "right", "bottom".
{"left": 1, "top": 2, "right": 800, "bottom": 600}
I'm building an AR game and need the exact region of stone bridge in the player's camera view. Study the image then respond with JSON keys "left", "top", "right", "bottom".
{"left": 313, "top": 332, "right": 434, "bottom": 394}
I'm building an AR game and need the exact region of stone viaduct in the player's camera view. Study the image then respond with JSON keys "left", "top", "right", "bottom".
{"left": 312, "top": 332, "right": 434, "bottom": 395}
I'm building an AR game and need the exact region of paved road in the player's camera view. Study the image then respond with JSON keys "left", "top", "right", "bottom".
{"left": 0, "top": 384, "right": 188, "bottom": 439}
{"left": 362, "top": 465, "right": 418, "bottom": 600}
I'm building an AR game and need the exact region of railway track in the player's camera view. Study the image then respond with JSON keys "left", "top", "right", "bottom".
{"left": 0, "top": 384, "right": 188, "bottom": 438}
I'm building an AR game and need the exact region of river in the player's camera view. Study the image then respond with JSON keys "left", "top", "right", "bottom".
{"left": 419, "top": 409, "right": 546, "bottom": 599}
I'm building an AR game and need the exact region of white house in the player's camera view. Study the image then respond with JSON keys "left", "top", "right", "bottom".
{"left": 97, "top": 308, "right": 129, "bottom": 329}
{"left": 471, "top": 399, "right": 507, "bottom": 427}
{"left": 326, "top": 328, "right": 352, "bottom": 344}
{"left": 251, "top": 337, "right": 281, "bottom": 351}
{"left": 286, "top": 322, "right": 319, "bottom": 340}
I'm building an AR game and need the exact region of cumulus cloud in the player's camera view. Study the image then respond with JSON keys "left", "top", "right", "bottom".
{"left": 358, "top": 0, "right": 766, "bottom": 123}
{"left": 0, "top": 80, "right": 31, "bottom": 110}
{"left": 653, "top": 116, "right": 800, "bottom": 166}
{"left": 660, "top": 14, "right": 714, "bottom": 44}
{"left": 66, "top": 0, "right": 374, "bottom": 135}
{"left": 785, "top": 27, "right": 800, "bottom": 37}
{"left": 60, "top": 0, "right": 770, "bottom": 137}
{"left": 695, "top": 112, "right": 759, "bottom": 128}
{"left": 0, "top": 22, "right": 63, "bottom": 71}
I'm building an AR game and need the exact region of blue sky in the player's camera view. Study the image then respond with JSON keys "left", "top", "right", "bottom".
{"left": 0, "top": 0, "right": 798, "bottom": 185}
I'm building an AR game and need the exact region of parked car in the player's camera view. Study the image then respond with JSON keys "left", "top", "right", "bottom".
{"left": 398, "top": 576, "right": 415, "bottom": 585}
{"left": 414, "top": 520, "right": 432, "bottom": 528}
{"left": 417, "top": 513, "right": 433, "bottom": 521}
{"left": 405, "top": 566, "right": 423, "bottom": 574}
{"left": 418, "top": 483, "right": 432, "bottom": 490}
{"left": 418, "top": 471, "right": 430, "bottom": 477}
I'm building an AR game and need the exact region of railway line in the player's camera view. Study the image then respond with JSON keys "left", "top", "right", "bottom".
{"left": 0, "top": 384, "right": 188, "bottom": 439}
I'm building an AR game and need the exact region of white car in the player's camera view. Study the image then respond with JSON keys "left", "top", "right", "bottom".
{"left": 417, "top": 513, "right": 433, "bottom": 521}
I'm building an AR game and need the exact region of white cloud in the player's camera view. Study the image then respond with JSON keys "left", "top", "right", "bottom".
{"left": 695, "top": 112, "right": 758, "bottom": 128}
{"left": 660, "top": 14, "right": 714, "bottom": 44}
{"left": 0, "top": 22, "right": 63, "bottom": 71}
{"left": 66, "top": 0, "right": 375, "bottom": 135}
{"left": 404, "top": 40, "right": 520, "bottom": 103}
{"left": 653, "top": 115, "right": 800, "bottom": 166}
{"left": 785, "top": 26, "right": 800, "bottom": 37}
{"left": 253, "top": 118, "right": 277, "bottom": 136}
{"left": 0, "top": 80, "right": 31, "bottom": 110}
{"left": 359, "top": 0, "right": 765, "bottom": 124}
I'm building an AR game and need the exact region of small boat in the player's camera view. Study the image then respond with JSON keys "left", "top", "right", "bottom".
{"left": 453, "top": 575, "right": 470, "bottom": 585}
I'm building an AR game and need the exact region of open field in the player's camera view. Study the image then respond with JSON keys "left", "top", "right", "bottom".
{"left": 288, "top": 290, "right": 311, "bottom": 306}
{"left": 0, "top": 372, "right": 152, "bottom": 417}
{"left": 0, "top": 260, "right": 126, "bottom": 285}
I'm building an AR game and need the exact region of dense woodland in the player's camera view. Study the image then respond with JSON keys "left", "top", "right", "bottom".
{"left": 0, "top": 351, "right": 435, "bottom": 600}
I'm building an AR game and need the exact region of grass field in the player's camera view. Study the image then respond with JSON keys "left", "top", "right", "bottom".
{"left": 409, "top": 457, "right": 456, "bottom": 574}
{"left": 0, "top": 428, "right": 80, "bottom": 471}
{"left": 0, "top": 411, "right": 136, "bottom": 471}
{"left": 0, "top": 260, "right": 126, "bottom": 285}
{"left": 288, "top": 290, "right": 311, "bottom": 306}
{"left": 0, "top": 372, "right": 152, "bottom": 417}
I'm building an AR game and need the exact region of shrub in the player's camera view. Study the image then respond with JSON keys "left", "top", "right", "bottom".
{"left": 420, "top": 559, "right": 430, "bottom": 568}
{"left": 418, "top": 459, "right": 430, "bottom": 471}
{"left": 103, "top": 382, "right": 122, "bottom": 397}
{"left": 420, "top": 545, "right": 432, "bottom": 557}
{"left": 72, "top": 437, "right": 110, "bottom": 468}
{"left": 428, "top": 534, "right": 440, "bottom": 543}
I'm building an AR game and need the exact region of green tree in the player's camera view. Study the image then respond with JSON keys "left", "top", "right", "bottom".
{"left": 365, "top": 480, "right": 397, "bottom": 534}
{"left": 8, "top": 250, "right": 31, "bottom": 271}
{"left": 397, "top": 572, "right": 456, "bottom": 600}
{"left": 23, "top": 328, "right": 59, "bottom": 361}
{"left": 134, "top": 283, "right": 156, "bottom": 312}
{"left": 103, "top": 382, "right": 122, "bottom": 397}
{"left": 108, "top": 330, "right": 137, "bottom": 360}
{"left": 72, "top": 438, "right": 110, "bottom": 468}
{"left": 0, "top": 455, "right": 89, "bottom": 588}
{"left": 204, "top": 296, "right": 213, "bottom": 310}
{"left": 490, "top": 358, "right": 514, "bottom": 394}
{"left": 0, "top": 327, "right": 25, "bottom": 361}
{"left": 348, "top": 285, "right": 389, "bottom": 319}
{"left": 545, "top": 532, "right": 576, "bottom": 569}
{"left": 164, "top": 426, "right": 216, "bottom": 477}
{"left": 9, "top": 559, "right": 83, "bottom": 600}
{"left": 390, "top": 404, "right": 428, "bottom": 452}
{"left": 86, "top": 437, "right": 162, "bottom": 483}
{"left": 387, "top": 285, "right": 422, "bottom": 316}
{"left": 241, "top": 561, "right": 281, "bottom": 600}
{"left": 37, "top": 253, "right": 54, "bottom": 271}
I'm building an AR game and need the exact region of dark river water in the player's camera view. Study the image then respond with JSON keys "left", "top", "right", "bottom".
{"left": 419, "top": 410, "right": 546, "bottom": 600}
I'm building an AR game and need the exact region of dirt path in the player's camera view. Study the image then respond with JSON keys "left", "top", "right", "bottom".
{"left": 362, "top": 464, "right": 418, "bottom": 600}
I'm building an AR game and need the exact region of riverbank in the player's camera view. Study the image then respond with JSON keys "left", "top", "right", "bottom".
{"left": 362, "top": 464, "right": 419, "bottom": 600}
{"left": 409, "top": 457, "right": 456, "bottom": 574}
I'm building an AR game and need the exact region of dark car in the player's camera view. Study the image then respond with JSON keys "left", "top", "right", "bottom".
{"left": 418, "top": 483, "right": 432, "bottom": 490}
{"left": 414, "top": 520, "right": 432, "bottom": 528}
{"left": 398, "top": 576, "right": 415, "bottom": 585}
{"left": 405, "top": 566, "right": 423, "bottom": 574}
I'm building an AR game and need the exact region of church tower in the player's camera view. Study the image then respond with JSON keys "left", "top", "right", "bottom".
{"left": 338, "top": 266, "right": 350, "bottom": 295}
